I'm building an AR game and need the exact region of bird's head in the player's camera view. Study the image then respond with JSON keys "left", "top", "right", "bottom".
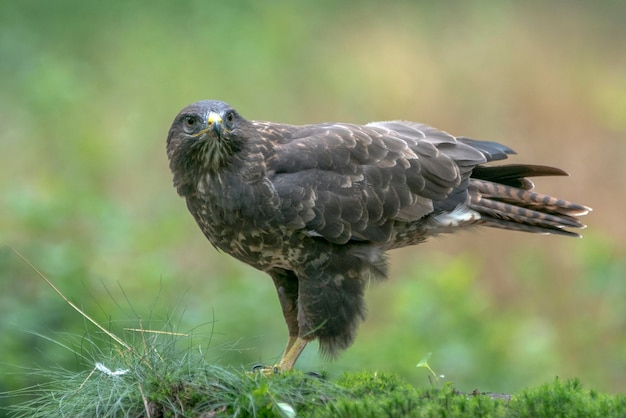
{"left": 166, "top": 100, "right": 246, "bottom": 194}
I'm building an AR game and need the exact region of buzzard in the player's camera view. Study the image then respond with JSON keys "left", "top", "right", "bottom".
{"left": 166, "top": 100, "right": 590, "bottom": 372}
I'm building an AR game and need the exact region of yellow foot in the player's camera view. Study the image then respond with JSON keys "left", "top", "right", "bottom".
{"left": 249, "top": 363, "right": 283, "bottom": 376}
{"left": 249, "top": 337, "right": 310, "bottom": 376}
{"left": 248, "top": 364, "right": 324, "bottom": 379}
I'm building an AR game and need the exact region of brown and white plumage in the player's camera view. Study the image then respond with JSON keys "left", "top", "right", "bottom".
{"left": 166, "top": 100, "right": 590, "bottom": 370}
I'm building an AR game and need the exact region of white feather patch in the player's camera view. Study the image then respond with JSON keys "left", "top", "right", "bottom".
{"left": 433, "top": 205, "right": 481, "bottom": 227}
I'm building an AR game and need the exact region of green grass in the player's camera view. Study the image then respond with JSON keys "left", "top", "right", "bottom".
{"left": 3, "top": 256, "right": 624, "bottom": 417}
{"left": 4, "top": 328, "right": 625, "bottom": 418}
{"left": 5, "top": 342, "right": 336, "bottom": 417}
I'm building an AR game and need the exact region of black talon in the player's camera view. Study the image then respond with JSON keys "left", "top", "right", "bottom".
{"left": 251, "top": 364, "right": 266, "bottom": 372}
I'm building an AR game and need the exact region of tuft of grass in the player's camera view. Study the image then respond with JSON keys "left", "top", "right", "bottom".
{"left": 3, "top": 249, "right": 343, "bottom": 417}
{"left": 7, "top": 344, "right": 626, "bottom": 418}
{"left": 5, "top": 331, "right": 626, "bottom": 417}
{"left": 4, "top": 251, "right": 626, "bottom": 417}
{"left": 4, "top": 327, "right": 342, "bottom": 417}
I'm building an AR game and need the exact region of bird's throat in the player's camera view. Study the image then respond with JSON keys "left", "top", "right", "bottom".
{"left": 200, "top": 136, "right": 233, "bottom": 172}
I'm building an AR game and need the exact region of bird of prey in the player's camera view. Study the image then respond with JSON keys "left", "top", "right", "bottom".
{"left": 166, "top": 100, "right": 590, "bottom": 372}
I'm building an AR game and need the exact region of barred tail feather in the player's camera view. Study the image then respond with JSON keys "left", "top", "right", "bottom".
{"left": 469, "top": 168, "right": 591, "bottom": 238}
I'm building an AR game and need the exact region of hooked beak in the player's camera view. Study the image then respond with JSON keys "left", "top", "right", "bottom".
{"left": 207, "top": 111, "right": 223, "bottom": 138}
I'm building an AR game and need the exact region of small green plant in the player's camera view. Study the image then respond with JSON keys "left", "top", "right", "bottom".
{"left": 416, "top": 352, "right": 444, "bottom": 386}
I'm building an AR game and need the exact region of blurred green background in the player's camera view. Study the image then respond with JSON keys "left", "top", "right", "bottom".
{"left": 1, "top": 0, "right": 625, "bottom": 406}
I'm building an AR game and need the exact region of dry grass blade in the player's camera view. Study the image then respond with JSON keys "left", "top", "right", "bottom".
{"left": 9, "top": 247, "right": 133, "bottom": 353}
{"left": 124, "top": 328, "right": 190, "bottom": 337}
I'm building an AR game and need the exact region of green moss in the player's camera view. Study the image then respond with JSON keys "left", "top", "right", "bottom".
{"left": 314, "top": 371, "right": 510, "bottom": 417}
{"left": 3, "top": 322, "right": 625, "bottom": 417}
{"left": 508, "top": 378, "right": 626, "bottom": 418}
{"left": 6, "top": 358, "right": 626, "bottom": 418}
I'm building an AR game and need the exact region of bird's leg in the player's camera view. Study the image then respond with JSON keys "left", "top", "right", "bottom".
{"left": 277, "top": 337, "right": 309, "bottom": 371}
{"left": 281, "top": 336, "right": 298, "bottom": 359}
{"left": 271, "top": 269, "right": 299, "bottom": 341}
{"left": 252, "top": 336, "right": 309, "bottom": 375}
{"left": 254, "top": 270, "right": 300, "bottom": 374}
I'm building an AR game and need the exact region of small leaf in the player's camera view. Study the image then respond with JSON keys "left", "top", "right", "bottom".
{"left": 416, "top": 352, "right": 432, "bottom": 368}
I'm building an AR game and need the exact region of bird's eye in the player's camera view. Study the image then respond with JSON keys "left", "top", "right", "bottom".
{"left": 183, "top": 115, "right": 197, "bottom": 130}
{"left": 225, "top": 111, "right": 235, "bottom": 124}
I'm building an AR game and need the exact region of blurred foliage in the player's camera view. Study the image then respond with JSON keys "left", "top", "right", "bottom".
{"left": 1, "top": 0, "right": 625, "bottom": 409}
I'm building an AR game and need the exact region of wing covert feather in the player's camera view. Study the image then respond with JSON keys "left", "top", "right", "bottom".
{"left": 264, "top": 121, "right": 492, "bottom": 244}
